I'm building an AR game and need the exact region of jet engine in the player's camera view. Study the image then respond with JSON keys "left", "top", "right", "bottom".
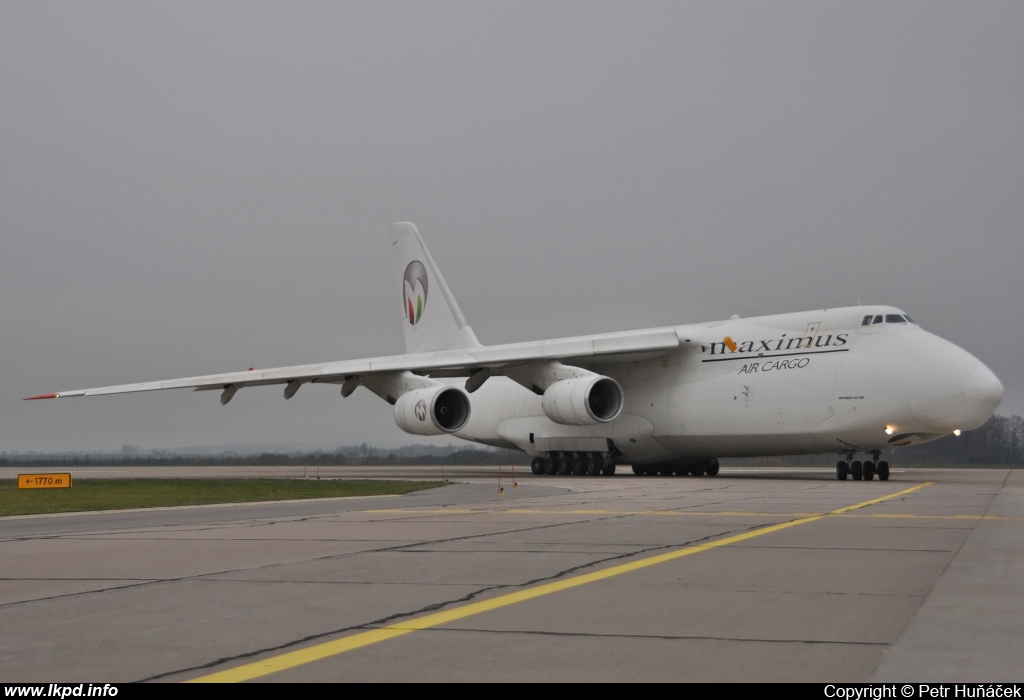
{"left": 541, "top": 376, "right": 623, "bottom": 426}
{"left": 393, "top": 386, "right": 471, "bottom": 436}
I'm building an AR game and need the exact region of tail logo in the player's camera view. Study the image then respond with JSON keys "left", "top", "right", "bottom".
{"left": 403, "top": 260, "right": 429, "bottom": 325}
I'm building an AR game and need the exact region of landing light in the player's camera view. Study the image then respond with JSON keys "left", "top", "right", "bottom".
{"left": 885, "top": 426, "right": 895, "bottom": 435}
{"left": 954, "top": 429, "right": 961, "bottom": 436}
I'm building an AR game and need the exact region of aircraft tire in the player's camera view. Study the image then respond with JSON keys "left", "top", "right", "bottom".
{"left": 705, "top": 458, "right": 720, "bottom": 476}
{"left": 544, "top": 457, "right": 558, "bottom": 475}
{"left": 673, "top": 466, "right": 688, "bottom": 476}
{"left": 531, "top": 457, "right": 546, "bottom": 475}
{"left": 877, "top": 461, "right": 890, "bottom": 481}
{"left": 571, "top": 451, "right": 588, "bottom": 476}
{"left": 851, "top": 460, "right": 863, "bottom": 481}
{"left": 657, "top": 466, "right": 674, "bottom": 476}
{"left": 557, "top": 452, "right": 571, "bottom": 476}
{"left": 690, "top": 464, "right": 706, "bottom": 477}
{"left": 836, "top": 461, "right": 848, "bottom": 481}
{"left": 864, "top": 461, "right": 875, "bottom": 480}
{"left": 631, "top": 464, "right": 645, "bottom": 476}
{"left": 586, "top": 452, "right": 602, "bottom": 476}
{"left": 601, "top": 461, "right": 616, "bottom": 476}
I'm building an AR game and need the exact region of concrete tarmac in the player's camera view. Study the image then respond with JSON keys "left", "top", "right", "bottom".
{"left": 0, "top": 467, "right": 1020, "bottom": 682}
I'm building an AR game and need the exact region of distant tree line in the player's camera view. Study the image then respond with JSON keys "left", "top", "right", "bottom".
{"left": 0, "top": 445, "right": 530, "bottom": 468}
{"left": 898, "top": 414, "right": 1024, "bottom": 466}
{"left": 2, "top": 415, "right": 1021, "bottom": 468}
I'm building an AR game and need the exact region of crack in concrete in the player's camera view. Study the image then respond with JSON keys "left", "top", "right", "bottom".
{"left": 135, "top": 527, "right": 743, "bottom": 682}
{"left": 0, "top": 511, "right": 652, "bottom": 608}
{"left": 416, "top": 626, "right": 889, "bottom": 646}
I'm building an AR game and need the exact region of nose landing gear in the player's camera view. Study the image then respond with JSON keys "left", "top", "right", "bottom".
{"left": 836, "top": 460, "right": 849, "bottom": 481}
{"left": 850, "top": 460, "right": 863, "bottom": 480}
{"left": 836, "top": 451, "right": 890, "bottom": 481}
{"left": 868, "top": 450, "right": 889, "bottom": 481}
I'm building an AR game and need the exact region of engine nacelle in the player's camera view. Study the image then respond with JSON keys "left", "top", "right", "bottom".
{"left": 541, "top": 376, "right": 623, "bottom": 426}
{"left": 394, "top": 386, "right": 471, "bottom": 436}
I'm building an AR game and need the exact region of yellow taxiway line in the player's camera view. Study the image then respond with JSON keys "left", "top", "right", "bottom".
{"left": 189, "top": 482, "right": 930, "bottom": 683}
{"left": 365, "top": 507, "right": 1020, "bottom": 522}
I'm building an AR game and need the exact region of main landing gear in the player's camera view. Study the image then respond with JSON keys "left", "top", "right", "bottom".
{"left": 534, "top": 451, "right": 888, "bottom": 482}
{"left": 835, "top": 451, "right": 889, "bottom": 482}
{"left": 630, "top": 457, "right": 720, "bottom": 477}
{"left": 531, "top": 451, "right": 616, "bottom": 477}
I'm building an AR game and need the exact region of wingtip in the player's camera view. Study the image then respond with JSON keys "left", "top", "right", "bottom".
{"left": 24, "top": 393, "right": 59, "bottom": 401}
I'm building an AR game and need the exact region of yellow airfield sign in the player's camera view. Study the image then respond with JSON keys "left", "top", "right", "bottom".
{"left": 18, "top": 473, "right": 72, "bottom": 489}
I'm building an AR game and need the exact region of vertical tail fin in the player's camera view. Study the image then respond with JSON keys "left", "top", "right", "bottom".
{"left": 389, "top": 222, "right": 481, "bottom": 353}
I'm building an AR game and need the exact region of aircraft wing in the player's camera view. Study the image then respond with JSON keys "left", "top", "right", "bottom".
{"left": 26, "top": 326, "right": 691, "bottom": 400}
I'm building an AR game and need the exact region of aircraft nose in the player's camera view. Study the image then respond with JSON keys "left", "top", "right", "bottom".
{"left": 964, "top": 362, "right": 1003, "bottom": 415}
{"left": 908, "top": 350, "right": 1003, "bottom": 433}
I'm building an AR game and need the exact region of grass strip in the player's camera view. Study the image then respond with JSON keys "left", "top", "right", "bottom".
{"left": 0, "top": 478, "right": 445, "bottom": 516}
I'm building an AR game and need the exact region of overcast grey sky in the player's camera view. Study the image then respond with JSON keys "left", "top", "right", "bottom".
{"left": 3, "top": 2, "right": 1021, "bottom": 451}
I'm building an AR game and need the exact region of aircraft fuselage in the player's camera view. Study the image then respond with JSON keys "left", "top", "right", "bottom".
{"left": 457, "top": 305, "right": 1003, "bottom": 466}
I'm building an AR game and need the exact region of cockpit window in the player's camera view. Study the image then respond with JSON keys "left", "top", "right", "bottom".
{"left": 862, "top": 312, "right": 916, "bottom": 327}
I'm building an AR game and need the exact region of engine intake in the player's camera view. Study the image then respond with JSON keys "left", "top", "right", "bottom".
{"left": 541, "top": 376, "right": 623, "bottom": 426}
{"left": 394, "top": 386, "right": 471, "bottom": 436}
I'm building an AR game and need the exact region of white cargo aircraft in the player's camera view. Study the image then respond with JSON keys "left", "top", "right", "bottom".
{"left": 28, "top": 223, "right": 1004, "bottom": 481}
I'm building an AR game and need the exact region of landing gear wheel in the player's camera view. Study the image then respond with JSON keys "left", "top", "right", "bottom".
{"left": 544, "top": 456, "right": 557, "bottom": 475}
{"left": 531, "top": 457, "right": 545, "bottom": 476}
{"left": 836, "top": 460, "right": 849, "bottom": 481}
{"left": 705, "top": 458, "right": 720, "bottom": 476}
{"left": 863, "top": 461, "right": 875, "bottom": 481}
{"left": 877, "top": 461, "right": 889, "bottom": 481}
{"left": 657, "top": 466, "right": 674, "bottom": 476}
{"left": 571, "top": 452, "right": 587, "bottom": 476}
{"left": 601, "top": 461, "right": 616, "bottom": 476}
{"left": 690, "top": 464, "right": 706, "bottom": 476}
{"left": 631, "top": 464, "right": 645, "bottom": 476}
{"left": 586, "top": 452, "right": 602, "bottom": 476}
{"left": 851, "top": 460, "right": 863, "bottom": 481}
{"left": 556, "top": 453, "right": 571, "bottom": 476}
{"left": 673, "top": 466, "right": 689, "bottom": 476}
